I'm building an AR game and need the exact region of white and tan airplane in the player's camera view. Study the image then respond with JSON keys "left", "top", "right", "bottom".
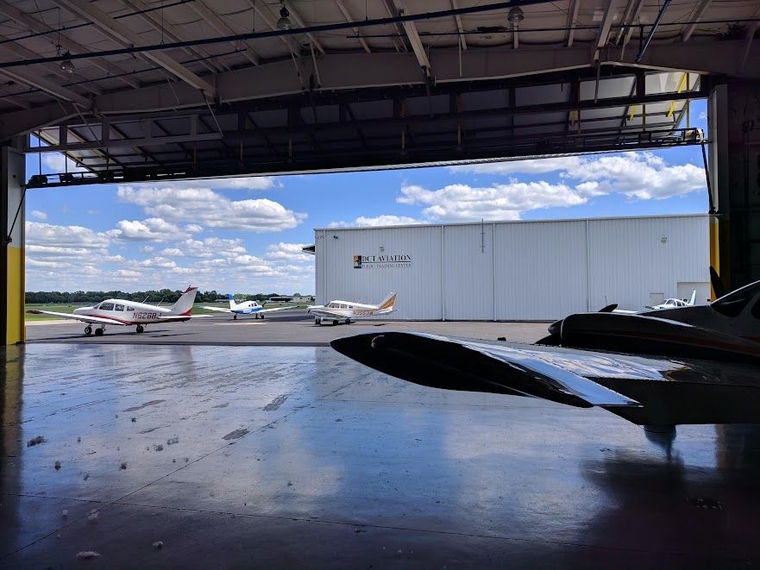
{"left": 202, "top": 294, "right": 291, "bottom": 320}
{"left": 27, "top": 286, "right": 201, "bottom": 336}
{"left": 307, "top": 292, "right": 397, "bottom": 325}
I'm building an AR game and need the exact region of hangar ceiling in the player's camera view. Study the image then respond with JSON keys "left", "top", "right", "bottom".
{"left": 0, "top": 0, "right": 758, "bottom": 188}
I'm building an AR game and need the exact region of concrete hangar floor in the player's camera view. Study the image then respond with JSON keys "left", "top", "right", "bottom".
{"left": 3, "top": 311, "right": 760, "bottom": 568}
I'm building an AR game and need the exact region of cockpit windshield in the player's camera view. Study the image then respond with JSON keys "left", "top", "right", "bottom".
{"left": 711, "top": 281, "right": 760, "bottom": 317}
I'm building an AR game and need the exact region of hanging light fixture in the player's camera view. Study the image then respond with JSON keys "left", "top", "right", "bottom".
{"left": 56, "top": 44, "right": 75, "bottom": 74}
{"left": 277, "top": 2, "right": 292, "bottom": 30}
{"left": 60, "top": 54, "right": 75, "bottom": 74}
{"left": 507, "top": 7, "right": 525, "bottom": 23}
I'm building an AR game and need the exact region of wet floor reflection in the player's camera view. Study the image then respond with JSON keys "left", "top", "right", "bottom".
{"left": 1, "top": 344, "right": 760, "bottom": 567}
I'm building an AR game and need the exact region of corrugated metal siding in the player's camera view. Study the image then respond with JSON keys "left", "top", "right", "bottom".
{"left": 315, "top": 215, "right": 709, "bottom": 321}
{"left": 442, "top": 224, "right": 494, "bottom": 320}
{"left": 315, "top": 226, "right": 443, "bottom": 320}
{"left": 587, "top": 216, "right": 710, "bottom": 311}
{"left": 493, "top": 220, "right": 588, "bottom": 320}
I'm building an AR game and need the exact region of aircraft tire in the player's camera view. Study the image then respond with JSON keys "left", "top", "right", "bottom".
{"left": 95, "top": 328, "right": 104, "bottom": 336}
{"left": 84, "top": 326, "right": 92, "bottom": 336}
{"left": 233, "top": 314, "right": 237, "bottom": 320}
{"left": 345, "top": 319, "right": 351, "bottom": 324}
{"left": 136, "top": 325, "right": 144, "bottom": 333}
{"left": 332, "top": 319, "right": 339, "bottom": 326}
{"left": 315, "top": 318, "right": 321, "bottom": 325}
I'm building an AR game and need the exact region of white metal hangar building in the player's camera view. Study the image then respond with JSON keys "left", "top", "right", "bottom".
{"left": 314, "top": 214, "right": 710, "bottom": 321}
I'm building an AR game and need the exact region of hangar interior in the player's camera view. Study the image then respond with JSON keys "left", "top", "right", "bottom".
{"left": 2, "top": 2, "right": 760, "bottom": 567}
{"left": 1, "top": 0, "right": 760, "bottom": 344}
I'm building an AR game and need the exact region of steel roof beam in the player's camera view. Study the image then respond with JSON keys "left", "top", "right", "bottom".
{"left": 187, "top": 0, "right": 261, "bottom": 67}
{"left": 393, "top": 0, "right": 433, "bottom": 77}
{"left": 680, "top": 0, "right": 713, "bottom": 42}
{"left": 333, "top": 0, "right": 372, "bottom": 53}
{"left": 450, "top": 0, "right": 468, "bottom": 51}
{"left": 53, "top": 0, "right": 216, "bottom": 98}
{"left": 595, "top": 0, "right": 625, "bottom": 60}
{"left": 0, "top": 2, "right": 141, "bottom": 90}
{"left": 565, "top": 0, "right": 581, "bottom": 47}
{"left": 125, "top": 0, "right": 231, "bottom": 73}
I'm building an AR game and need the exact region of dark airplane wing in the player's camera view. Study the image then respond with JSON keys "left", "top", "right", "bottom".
{"left": 331, "top": 332, "right": 760, "bottom": 427}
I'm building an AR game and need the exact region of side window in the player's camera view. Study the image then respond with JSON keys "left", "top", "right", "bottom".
{"left": 115, "top": 304, "right": 124, "bottom": 312}
{"left": 126, "top": 306, "right": 134, "bottom": 312}
{"left": 100, "top": 302, "right": 115, "bottom": 311}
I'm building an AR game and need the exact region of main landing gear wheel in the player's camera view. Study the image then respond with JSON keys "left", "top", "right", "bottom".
{"left": 84, "top": 326, "right": 92, "bottom": 336}
{"left": 332, "top": 319, "right": 339, "bottom": 326}
{"left": 136, "top": 325, "right": 144, "bottom": 333}
{"left": 233, "top": 314, "right": 237, "bottom": 320}
{"left": 315, "top": 317, "right": 322, "bottom": 326}
{"left": 94, "top": 328, "right": 104, "bottom": 336}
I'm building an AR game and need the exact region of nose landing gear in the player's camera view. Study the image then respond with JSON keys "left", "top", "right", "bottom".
{"left": 84, "top": 326, "right": 92, "bottom": 336}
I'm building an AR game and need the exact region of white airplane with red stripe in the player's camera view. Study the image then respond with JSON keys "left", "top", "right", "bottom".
{"left": 27, "top": 286, "right": 200, "bottom": 336}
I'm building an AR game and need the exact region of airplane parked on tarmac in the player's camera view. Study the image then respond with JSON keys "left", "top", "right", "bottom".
{"left": 202, "top": 294, "right": 291, "bottom": 320}
{"left": 26, "top": 286, "right": 201, "bottom": 336}
{"left": 645, "top": 289, "right": 697, "bottom": 310}
{"left": 331, "top": 276, "right": 760, "bottom": 434}
{"left": 308, "top": 292, "right": 397, "bottom": 325}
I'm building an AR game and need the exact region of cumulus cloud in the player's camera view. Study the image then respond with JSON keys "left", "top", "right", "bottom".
{"left": 409, "top": 151, "right": 707, "bottom": 221}
{"left": 110, "top": 218, "right": 190, "bottom": 241}
{"left": 329, "top": 215, "right": 421, "bottom": 228}
{"left": 398, "top": 181, "right": 585, "bottom": 222}
{"left": 265, "top": 242, "right": 314, "bottom": 262}
{"left": 31, "top": 210, "right": 47, "bottom": 221}
{"left": 564, "top": 153, "right": 705, "bottom": 199}
{"left": 116, "top": 186, "right": 306, "bottom": 232}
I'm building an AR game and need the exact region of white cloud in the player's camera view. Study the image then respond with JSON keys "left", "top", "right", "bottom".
{"left": 328, "top": 215, "right": 421, "bottom": 228}
{"left": 116, "top": 186, "right": 306, "bottom": 232}
{"left": 265, "top": 242, "right": 314, "bottom": 262}
{"left": 425, "top": 152, "right": 707, "bottom": 221}
{"left": 31, "top": 210, "right": 47, "bottom": 221}
{"left": 565, "top": 152, "right": 705, "bottom": 199}
{"left": 110, "top": 218, "right": 190, "bottom": 241}
{"left": 40, "top": 152, "right": 88, "bottom": 173}
{"left": 398, "top": 181, "right": 585, "bottom": 222}
{"left": 450, "top": 156, "right": 581, "bottom": 175}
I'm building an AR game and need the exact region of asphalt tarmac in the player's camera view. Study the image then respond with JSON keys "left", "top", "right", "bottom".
{"left": 23, "top": 308, "right": 550, "bottom": 346}
{"left": 4, "top": 312, "right": 760, "bottom": 568}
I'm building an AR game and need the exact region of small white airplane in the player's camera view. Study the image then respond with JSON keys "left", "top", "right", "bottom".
{"left": 26, "top": 286, "right": 201, "bottom": 336}
{"left": 308, "top": 292, "right": 397, "bottom": 326}
{"left": 202, "top": 294, "right": 291, "bottom": 320}
{"left": 645, "top": 289, "right": 697, "bottom": 310}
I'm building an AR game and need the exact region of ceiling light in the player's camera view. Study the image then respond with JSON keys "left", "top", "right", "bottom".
{"left": 60, "top": 54, "right": 75, "bottom": 74}
{"left": 507, "top": 7, "right": 525, "bottom": 24}
{"left": 277, "top": 4, "right": 292, "bottom": 30}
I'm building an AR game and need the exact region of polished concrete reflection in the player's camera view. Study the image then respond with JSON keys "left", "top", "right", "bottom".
{"left": 2, "top": 343, "right": 760, "bottom": 568}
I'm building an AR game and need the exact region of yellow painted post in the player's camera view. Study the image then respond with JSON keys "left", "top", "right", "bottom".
{"left": 2, "top": 145, "right": 26, "bottom": 344}
{"left": 709, "top": 215, "right": 720, "bottom": 299}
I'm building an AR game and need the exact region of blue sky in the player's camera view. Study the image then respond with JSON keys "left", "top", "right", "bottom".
{"left": 24, "top": 102, "right": 709, "bottom": 295}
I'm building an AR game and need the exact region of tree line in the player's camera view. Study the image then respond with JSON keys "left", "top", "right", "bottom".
{"left": 25, "top": 290, "right": 302, "bottom": 305}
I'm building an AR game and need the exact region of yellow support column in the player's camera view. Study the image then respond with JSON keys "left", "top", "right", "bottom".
{"left": 2, "top": 145, "right": 26, "bottom": 345}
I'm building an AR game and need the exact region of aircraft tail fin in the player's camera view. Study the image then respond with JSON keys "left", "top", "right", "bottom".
{"left": 228, "top": 293, "right": 238, "bottom": 310}
{"left": 688, "top": 289, "right": 697, "bottom": 306}
{"left": 169, "top": 286, "right": 199, "bottom": 316}
{"left": 376, "top": 292, "right": 397, "bottom": 314}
